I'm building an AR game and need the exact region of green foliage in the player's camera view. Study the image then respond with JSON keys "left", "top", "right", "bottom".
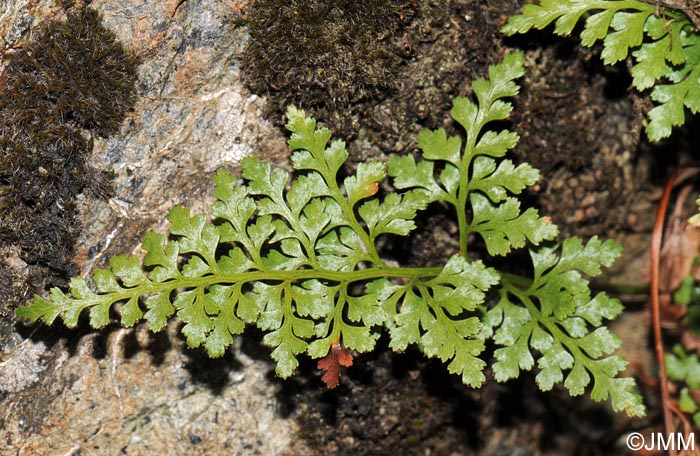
{"left": 672, "top": 264, "right": 700, "bottom": 334}
{"left": 484, "top": 238, "right": 643, "bottom": 415}
{"left": 16, "top": 53, "right": 644, "bottom": 416}
{"left": 504, "top": 0, "right": 700, "bottom": 141}
{"left": 689, "top": 198, "right": 700, "bottom": 226}
{"left": 666, "top": 345, "right": 700, "bottom": 427}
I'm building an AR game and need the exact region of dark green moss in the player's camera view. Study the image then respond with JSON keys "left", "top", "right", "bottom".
{"left": 242, "top": 0, "right": 417, "bottom": 131}
{"left": 0, "top": 8, "right": 139, "bottom": 136}
{"left": 0, "top": 7, "right": 139, "bottom": 315}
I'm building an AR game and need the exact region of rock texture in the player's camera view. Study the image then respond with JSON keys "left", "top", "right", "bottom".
{"left": 0, "top": 0, "right": 664, "bottom": 455}
{"left": 1, "top": 0, "right": 307, "bottom": 454}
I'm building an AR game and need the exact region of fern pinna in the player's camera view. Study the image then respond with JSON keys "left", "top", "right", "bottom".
{"left": 504, "top": 0, "right": 700, "bottom": 142}
{"left": 16, "top": 52, "right": 645, "bottom": 417}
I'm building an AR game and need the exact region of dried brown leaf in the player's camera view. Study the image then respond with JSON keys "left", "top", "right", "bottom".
{"left": 317, "top": 342, "right": 353, "bottom": 389}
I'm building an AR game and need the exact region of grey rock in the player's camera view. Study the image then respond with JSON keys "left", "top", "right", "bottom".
{"left": 0, "top": 1, "right": 308, "bottom": 454}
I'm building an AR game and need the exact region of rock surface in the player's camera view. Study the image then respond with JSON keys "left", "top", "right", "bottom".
{"left": 1, "top": 0, "right": 308, "bottom": 454}
{"left": 0, "top": 0, "right": 668, "bottom": 454}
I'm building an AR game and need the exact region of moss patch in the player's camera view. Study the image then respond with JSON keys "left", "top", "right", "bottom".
{"left": 242, "top": 0, "right": 417, "bottom": 135}
{"left": 0, "top": 6, "right": 139, "bottom": 328}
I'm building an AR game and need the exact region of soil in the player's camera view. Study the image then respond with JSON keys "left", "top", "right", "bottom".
{"left": 0, "top": 0, "right": 694, "bottom": 455}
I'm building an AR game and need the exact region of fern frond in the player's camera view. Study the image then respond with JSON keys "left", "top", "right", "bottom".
{"left": 505, "top": 0, "right": 700, "bottom": 141}
{"left": 486, "top": 238, "right": 644, "bottom": 416}
{"left": 16, "top": 52, "right": 644, "bottom": 415}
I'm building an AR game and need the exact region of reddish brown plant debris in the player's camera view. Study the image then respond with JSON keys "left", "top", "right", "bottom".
{"left": 317, "top": 341, "right": 354, "bottom": 389}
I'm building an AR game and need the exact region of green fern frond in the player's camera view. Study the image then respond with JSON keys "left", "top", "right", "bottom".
{"left": 485, "top": 238, "right": 644, "bottom": 416}
{"left": 16, "top": 52, "right": 644, "bottom": 416}
{"left": 504, "top": 0, "right": 700, "bottom": 141}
